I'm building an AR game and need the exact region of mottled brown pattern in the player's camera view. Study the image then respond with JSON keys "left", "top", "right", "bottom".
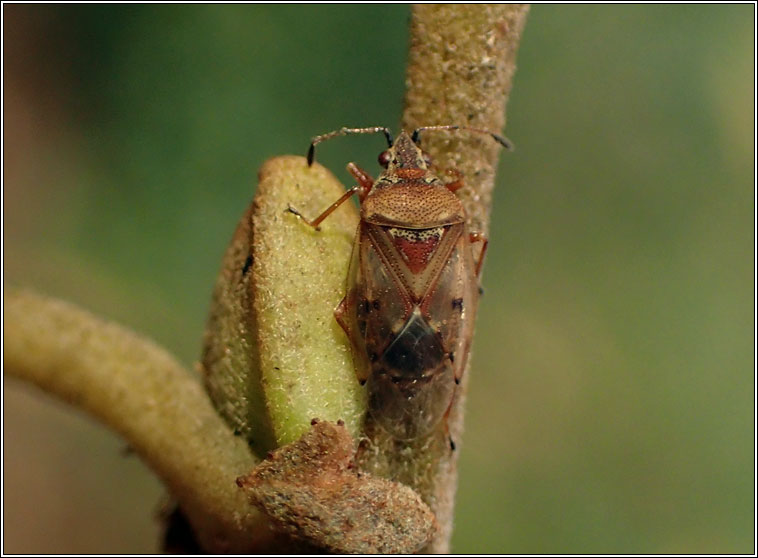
{"left": 237, "top": 420, "right": 438, "bottom": 554}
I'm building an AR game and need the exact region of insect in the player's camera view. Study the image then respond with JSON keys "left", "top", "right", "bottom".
{"left": 289, "top": 125, "right": 510, "bottom": 445}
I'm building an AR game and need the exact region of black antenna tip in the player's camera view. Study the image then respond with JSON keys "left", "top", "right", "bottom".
{"left": 494, "top": 134, "right": 514, "bottom": 151}
{"left": 306, "top": 143, "right": 315, "bottom": 166}
{"left": 384, "top": 129, "right": 394, "bottom": 147}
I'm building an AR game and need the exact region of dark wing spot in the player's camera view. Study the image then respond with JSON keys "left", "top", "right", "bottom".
{"left": 372, "top": 299, "right": 381, "bottom": 311}
{"left": 382, "top": 311, "right": 445, "bottom": 375}
{"left": 452, "top": 298, "right": 464, "bottom": 312}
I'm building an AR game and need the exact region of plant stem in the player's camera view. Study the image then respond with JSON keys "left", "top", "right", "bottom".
{"left": 4, "top": 289, "right": 272, "bottom": 553}
{"left": 358, "top": 5, "right": 530, "bottom": 552}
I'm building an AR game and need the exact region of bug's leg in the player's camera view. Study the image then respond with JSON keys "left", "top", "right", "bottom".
{"left": 289, "top": 161, "right": 374, "bottom": 230}
{"left": 334, "top": 296, "right": 352, "bottom": 337}
{"left": 443, "top": 168, "right": 465, "bottom": 192}
{"left": 346, "top": 162, "right": 375, "bottom": 200}
{"left": 287, "top": 185, "right": 360, "bottom": 230}
{"left": 469, "top": 232, "right": 489, "bottom": 278}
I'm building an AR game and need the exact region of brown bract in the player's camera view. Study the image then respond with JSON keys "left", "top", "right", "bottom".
{"left": 237, "top": 420, "right": 438, "bottom": 554}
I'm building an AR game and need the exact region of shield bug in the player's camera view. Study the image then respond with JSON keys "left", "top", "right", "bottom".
{"left": 289, "top": 125, "right": 510, "bottom": 444}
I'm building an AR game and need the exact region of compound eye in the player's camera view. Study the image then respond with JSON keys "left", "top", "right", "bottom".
{"left": 378, "top": 150, "right": 391, "bottom": 168}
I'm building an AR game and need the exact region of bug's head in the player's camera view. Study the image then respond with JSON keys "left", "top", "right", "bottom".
{"left": 377, "top": 131, "right": 432, "bottom": 172}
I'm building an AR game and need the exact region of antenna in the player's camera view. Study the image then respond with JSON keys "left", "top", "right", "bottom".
{"left": 307, "top": 126, "right": 394, "bottom": 166}
{"left": 411, "top": 125, "right": 513, "bottom": 150}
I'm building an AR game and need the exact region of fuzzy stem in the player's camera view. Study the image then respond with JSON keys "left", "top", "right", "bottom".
{"left": 359, "top": 5, "right": 530, "bottom": 552}
{"left": 3, "top": 289, "right": 273, "bottom": 553}
{"left": 403, "top": 4, "right": 529, "bottom": 236}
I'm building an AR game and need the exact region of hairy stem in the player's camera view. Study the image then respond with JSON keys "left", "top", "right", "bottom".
{"left": 357, "top": 4, "right": 530, "bottom": 553}
{"left": 4, "top": 289, "right": 272, "bottom": 553}
{"left": 403, "top": 4, "right": 529, "bottom": 236}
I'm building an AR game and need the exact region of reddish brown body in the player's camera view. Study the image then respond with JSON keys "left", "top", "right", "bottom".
{"left": 292, "top": 126, "right": 506, "bottom": 442}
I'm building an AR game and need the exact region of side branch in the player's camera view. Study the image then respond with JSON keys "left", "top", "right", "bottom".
{"left": 3, "top": 289, "right": 270, "bottom": 553}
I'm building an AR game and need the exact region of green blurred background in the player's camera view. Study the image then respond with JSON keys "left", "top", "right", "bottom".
{"left": 3, "top": 4, "right": 754, "bottom": 553}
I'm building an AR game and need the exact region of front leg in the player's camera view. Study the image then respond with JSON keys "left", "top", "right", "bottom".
{"left": 287, "top": 162, "right": 374, "bottom": 230}
{"left": 442, "top": 168, "right": 465, "bottom": 193}
{"left": 287, "top": 185, "right": 361, "bottom": 230}
{"left": 346, "top": 162, "right": 374, "bottom": 200}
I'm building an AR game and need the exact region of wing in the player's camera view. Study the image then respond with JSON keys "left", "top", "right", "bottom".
{"left": 335, "top": 222, "right": 414, "bottom": 383}
{"left": 420, "top": 223, "right": 480, "bottom": 381}
{"left": 335, "top": 227, "right": 369, "bottom": 382}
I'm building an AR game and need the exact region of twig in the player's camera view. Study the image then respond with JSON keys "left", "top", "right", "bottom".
{"left": 4, "top": 289, "right": 270, "bottom": 553}
{"left": 363, "top": 5, "right": 531, "bottom": 552}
